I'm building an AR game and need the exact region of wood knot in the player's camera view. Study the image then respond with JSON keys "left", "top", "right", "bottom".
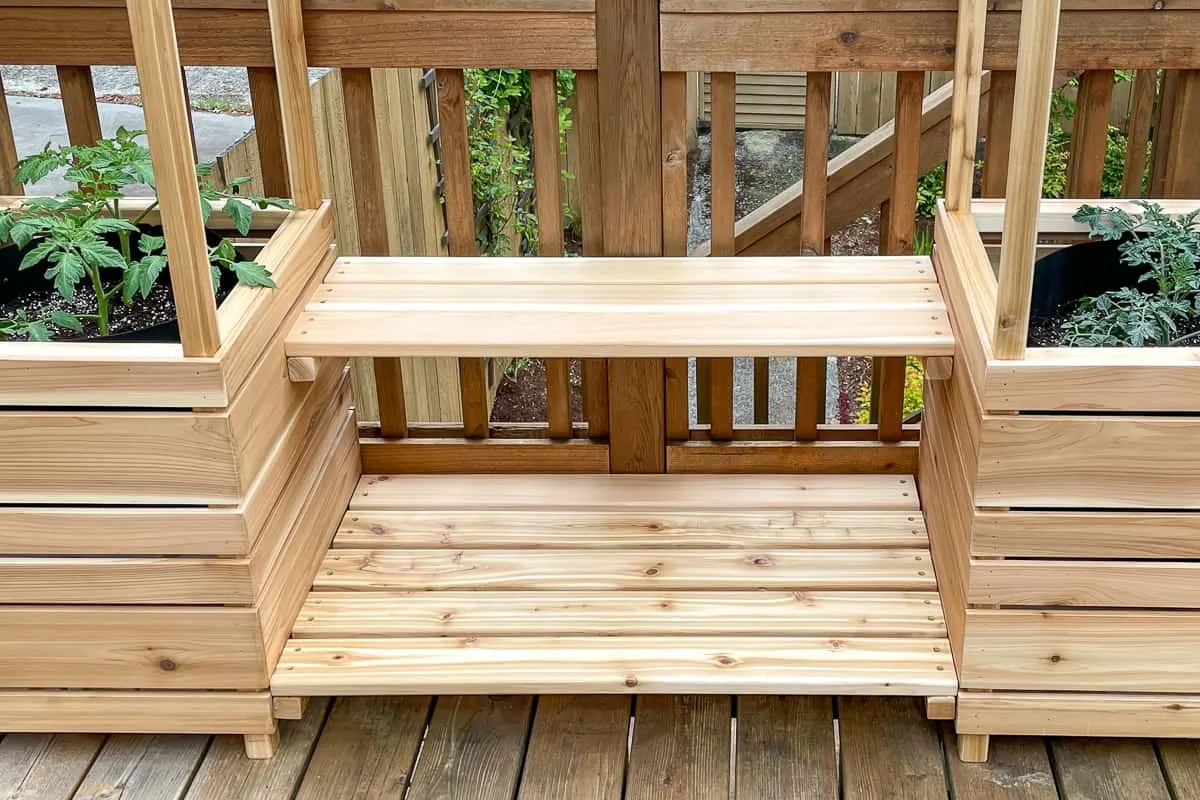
{"left": 625, "top": 675, "right": 639, "bottom": 687}
{"left": 1153, "top": 0, "right": 1166, "bottom": 8}
{"left": 747, "top": 555, "right": 775, "bottom": 568}
{"left": 1048, "top": 654, "right": 1063, "bottom": 664}
{"left": 439, "top": 611, "right": 456, "bottom": 622}
{"left": 644, "top": 566, "right": 661, "bottom": 577}
{"left": 158, "top": 658, "right": 177, "bottom": 672}
{"left": 1167, "top": 703, "right": 1184, "bottom": 711}
{"left": 370, "top": 524, "right": 386, "bottom": 535}
{"left": 840, "top": 31, "right": 858, "bottom": 45}
{"left": 713, "top": 654, "right": 738, "bottom": 667}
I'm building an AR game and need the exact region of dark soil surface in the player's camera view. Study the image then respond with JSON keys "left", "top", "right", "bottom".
{"left": 1029, "top": 306, "right": 1200, "bottom": 348}
{"left": 491, "top": 357, "right": 586, "bottom": 424}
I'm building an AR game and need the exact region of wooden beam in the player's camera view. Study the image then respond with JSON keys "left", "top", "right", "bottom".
{"left": 662, "top": 71, "right": 690, "bottom": 442}
{"left": 127, "top": 0, "right": 220, "bottom": 357}
{"left": 246, "top": 66, "right": 291, "bottom": 197}
{"left": 993, "top": 0, "right": 1062, "bottom": 360}
{"left": 575, "top": 71, "right": 609, "bottom": 441}
{"left": 709, "top": 71, "right": 736, "bottom": 442}
{"left": 360, "top": 438, "right": 611, "bottom": 474}
{"left": 56, "top": 66, "right": 102, "bottom": 146}
{"left": 1164, "top": 70, "right": 1200, "bottom": 198}
{"left": 267, "top": 0, "right": 321, "bottom": 208}
{"left": 945, "top": 0, "right": 987, "bottom": 211}
{"left": 1149, "top": 70, "right": 1179, "bottom": 197}
{"left": 1065, "top": 69, "right": 1114, "bottom": 198}
{"left": 981, "top": 70, "right": 1015, "bottom": 198}
{"left": 667, "top": 441, "right": 918, "bottom": 475}
{"left": 1121, "top": 69, "right": 1155, "bottom": 198}
{"left": 0, "top": 74, "right": 19, "bottom": 194}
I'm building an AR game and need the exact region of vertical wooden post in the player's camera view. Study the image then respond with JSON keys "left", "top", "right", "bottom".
{"left": 1065, "top": 70, "right": 1114, "bottom": 198}
{"left": 945, "top": 0, "right": 988, "bottom": 212}
{"left": 127, "top": 0, "right": 220, "bottom": 358}
{"left": 993, "top": 0, "right": 1062, "bottom": 360}
{"left": 1163, "top": 71, "right": 1200, "bottom": 198}
{"left": 0, "top": 74, "right": 20, "bottom": 194}
{"left": 267, "top": 0, "right": 321, "bottom": 208}
{"left": 662, "top": 71, "right": 691, "bottom": 443}
{"left": 56, "top": 66, "right": 102, "bottom": 147}
{"left": 1150, "top": 71, "right": 1179, "bottom": 197}
{"left": 247, "top": 67, "right": 292, "bottom": 197}
{"left": 1121, "top": 69, "right": 1156, "bottom": 198}
{"left": 576, "top": 70, "right": 611, "bottom": 441}
{"left": 597, "top": 0, "right": 664, "bottom": 473}
{"left": 981, "top": 70, "right": 1016, "bottom": 198}
{"left": 795, "top": 71, "right": 831, "bottom": 441}
{"left": 708, "top": 72, "right": 736, "bottom": 442}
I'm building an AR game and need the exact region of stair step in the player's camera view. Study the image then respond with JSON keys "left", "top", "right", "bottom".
{"left": 272, "top": 636, "right": 957, "bottom": 696}
{"left": 286, "top": 255, "right": 955, "bottom": 359}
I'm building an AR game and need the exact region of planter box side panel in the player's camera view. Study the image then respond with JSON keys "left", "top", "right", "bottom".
{"left": 0, "top": 690, "right": 275, "bottom": 736}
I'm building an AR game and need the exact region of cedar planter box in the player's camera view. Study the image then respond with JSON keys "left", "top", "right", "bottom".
{"left": 0, "top": 200, "right": 360, "bottom": 745}
{"left": 925, "top": 200, "right": 1200, "bottom": 743}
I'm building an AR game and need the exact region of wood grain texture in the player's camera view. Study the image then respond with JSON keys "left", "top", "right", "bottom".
{"left": 56, "top": 65, "right": 102, "bottom": 145}
{"left": 0, "top": 732, "right": 105, "bottom": 798}
{"left": 957, "top": 691, "right": 1200, "bottom": 738}
{"left": 517, "top": 695, "right": 629, "bottom": 800}
{"left": 945, "top": 0, "right": 986, "bottom": 211}
{"left": 406, "top": 696, "right": 533, "bottom": 800}
{"left": 246, "top": 66, "right": 291, "bottom": 196}
{"left": 74, "top": 734, "right": 209, "bottom": 799}
{"left": 943, "top": 726, "right": 1057, "bottom": 800}
{"left": 1065, "top": 70, "right": 1115, "bottom": 198}
{"left": 736, "top": 696, "right": 836, "bottom": 800}
{"left": 1121, "top": 68, "right": 1155, "bottom": 197}
{"left": 667, "top": 441, "right": 917, "bottom": 475}
{"left": 361, "top": 438, "right": 609, "bottom": 473}
{"left": 0, "top": 691, "right": 273, "bottom": 734}
{"left": 968, "top": 560, "right": 1200, "bottom": 608}
{"left": 972, "top": 510, "right": 1200, "bottom": 558}
{"left": 1052, "top": 739, "right": 1171, "bottom": 800}
{"left": 981, "top": 70, "right": 1015, "bottom": 198}
{"left": 269, "top": 0, "right": 329, "bottom": 206}
{"left": 625, "top": 696, "right": 729, "bottom": 800}
{"left": 0, "top": 74, "right": 18, "bottom": 194}
{"left": 840, "top": 698, "right": 946, "bottom": 800}
{"left": 1157, "top": 740, "right": 1200, "bottom": 797}
{"left": 1164, "top": 70, "right": 1200, "bottom": 197}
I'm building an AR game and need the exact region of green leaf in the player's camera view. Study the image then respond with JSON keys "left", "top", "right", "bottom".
{"left": 224, "top": 198, "right": 253, "bottom": 236}
{"left": 23, "top": 321, "right": 51, "bottom": 342}
{"left": 123, "top": 255, "right": 168, "bottom": 302}
{"left": 211, "top": 265, "right": 222, "bottom": 294}
{"left": 213, "top": 239, "right": 237, "bottom": 264}
{"left": 49, "top": 310, "right": 83, "bottom": 333}
{"left": 19, "top": 240, "right": 58, "bottom": 271}
{"left": 199, "top": 196, "right": 213, "bottom": 226}
{"left": 230, "top": 176, "right": 253, "bottom": 188}
{"left": 138, "top": 234, "right": 166, "bottom": 255}
{"left": 87, "top": 217, "right": 139, "bottom": 235}
{"left": 45, "top": 251, "right": 86, "bottom": 301}
{"left": 231, "top": 260, "right": 276, "bottom": 288}
{"left": 78, "top": 240, "right": 128, "bottom": 271}
{"left": 10, "top": 219, "right": 40, "bottom": 249}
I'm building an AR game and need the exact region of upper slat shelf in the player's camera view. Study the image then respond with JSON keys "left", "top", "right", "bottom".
{"left": 286, "top": 255, "right": 955, "bottom": 359}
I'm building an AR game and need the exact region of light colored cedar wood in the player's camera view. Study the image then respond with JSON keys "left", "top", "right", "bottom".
{"left": 969, "top": 560, "right": 1200, "bottom": 608}
{"left": 972, "top": 510, "right": 1200, "bottom": 558}
{"left": 74, "top": 735, "right": 211, "bottom": 795}
{"left": 944, "top": 727, "right": 1056, "bottom": 799}
{"left": 575, "top": 70, "right": 609, "bottom": 441}
{"left": 926, "top": 696, "right": 956, "bottom": 720}
{"left": 707, "top": 72, "right": 736, "bottom": 442}
{"left": 243, "top": 733, "right": 280, "bottom": 759}
{"left": 405, "top": 696, "right": 534, "bottom": 800}
{"left": 1052, "top": 740, "right": 1172, "bottom": 800}
{"left": 531, "top": 69, "right": 572, "bottom": 439}
{"left": 56, "top": 65, "right": 102, "bottom": 145}
{"left": 294, "top": 590, "right": 947, "bottom": 638}
{"left": 1065, "top": 70, "right": 1115, "bottom": 197}
{"left": 886, "top": 72, "right": 923, "bottom": 256}
{"left": 314, "top": 548, "right": 937, "bottom": 591}
{"left": 350, "top": 473, "right": 920, "bottom": 510}
{"left": 273, "top": 636, "right": 955, "bottom": 696}
{"left": 1121, "top": 69, "right": 1155, "bottom": 197}
{"left": 272, "top": 695, "right": 308, "bottom": 719}
{"left": 839, "top": 697, "right": 948, "bottom": 800}
{"left": 128, "top": 0, "right": 220, "bottom": 357}
{"left": 626, "top": 696, "right": 730, "bottom": 800}
{"left": 793, "top": 70, "right": 832, "bottom": 441}
{"left": 736, "top": 697, "right": 836, "bottom": 799}
{"left": 288, "top": 356, "right": 319, "bottom": 382}
{"left": 359, "top": 438, "right": 610, "bottom": 473}
{"left": 945, "top": 0, "right": 986, "bottom": 211}
{"left": 246, "top": 67, "right": 291, "bottom": 196}
{"left": 267, "top": 0, "right": 321, "bottom": 207}
{"left": 341, "top": 68, "right": 408, "bottom": 437}
{"left": 1164, "top": 70, "right": 1200, "bottom": 197}
{"left": 1158, "top": 741, "right": 1200, "bottom": 797}
{"left": 662, "top": 0, "right": 1200, "bottom": 8}
{"left": 992, "top": 0, "right": 1062, "bottom": 359}
{"left": 335, "top": 508, "right": 929, "bottom": 549}
{"left": 667, "top": 441, "right": 917, "bottom": 474}
{"left": 975, "top": 415, "right": 1200, "bottom": 508}
{"left": 0, "top": 605, "right": 267, "bottom": 689}
{"left": 981, "top": 70, "right": 1016, "bottom": 197}
{"left": 0, "top": 691, "right": 273, "bottom": 735}
{"left": 294, "top": 697, "right": 430, "bottom": 800}
{"left": 517, "top": 696, "right": 630, "bottom": 800}
{"left": 0, "top": 557, "right": 253, "bottom": 605}
{"left": 961, "top": 609, "right": 1200, "bottom": 692}
{"left": 958, "top": 692, "right": 1200, "bottom": 738}
{"left": 923, "top": 355, "right": 953, "bottom": 380}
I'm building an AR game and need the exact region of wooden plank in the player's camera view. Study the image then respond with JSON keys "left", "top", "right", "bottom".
{"left": 981, "top": 70, "right": 1016, "bottom": 197}
{"left": 957, "top": 691, "right": 1200, "bottom": 738}
{"left": 268, "top": 0, "right": 323, "bottom": 206}
{"left": 0, "top": 507, "right": 247, "bottom": 556}
{"left": 273, "top": 636, "right": 956, "bottom": 695}
{"left": 886, "top": 71, "right": 924, "bottom": 254}
{"left": 1158, "top": 740, "right": 1200, "bottom": 798}
{"left": 968, "top": 560, "right": 1200, "bottom": 608}
{"left": 945, "top": 0, "right": 987, "bottom": 211}
{"left": 360, "top": 438, "right": 609, "bottom": 473}
{"left": 336, "top": 508, "right": 929, "bottom": 549}
{"left": 735, "top": 696, "right": 836, "bottom": 799}
{"left": 943, "top": 726, "right": 1057, "bottom": 800}
{"left": 1051, "top": 739, "right": 1171, "bottom": 800}
{"left": 976, "top": 415, "right": 1200, "bottom": 509}
{"left": 708, "top": 71, "right": 736, "bottom": 443}
{"left": 129, "top": 0, "right": 220, "bottom": 357}
{"left": 0, "top": 733, "right": 104, "bottom": 799}
{"left": 1065, "top": 70, "right": 1115, "bottom": 198}
{"left": 667, "top": 441, "right": 917, "bottom": 474}
{"left": 185, "top": 698, "right": 330, "bottom": 799}
{"left": 517, "top": 696, "right": 629, "bottom": 800}
{"left": 1121, "top": 68, "right": 1155, "bottom": 197}
{"left": 972, "top": 510, "right": 1200, "bottom": 558}
{"left": 1164, "top": 70, "right": 1200, "bottom": 197}
{"left": 406, "top": 696, "right": 533, "bottom": 800}
{"left": 294, "top": 697, "right": 431, "bottom": 799}
{"left": 246, "top": 66, "right": 291, "bottom": 196}
{"left": 607, "top": 358, "right": 665, "bottom": 472}
{"left": 575, "top": 69, "right": 609, "bottom": 442}
{"left": 0, "top": 557, "right": 251, "bottom": 605}
{"left": 296, "top": 590, "right": 946, "bottom": 638}
{"left": 625, "top": 696, "right": 729, "bottom": 800}
{"left": 0, "top": 74, "right": 18, "bottom": 194}
{"left": 961, "top": 609, "right": 1200, "bottom": 692}
{"left": 73, "top": 734, "right": 208, "bottom": 799}
{"left": 56, "top": 66, "right": 102, "bottom": 146}
{"left": 349, "top": 473, "right": 921, "bottom": 510}
{"left": 839, "top": 698, "right": 947, "bottom": 800}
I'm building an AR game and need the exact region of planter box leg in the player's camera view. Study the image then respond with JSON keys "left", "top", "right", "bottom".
{"left": 957, "top": 733, "right": 990, "bottom": 763}
{"left": 244, "top": 731, "right": 280, "bottom": 759}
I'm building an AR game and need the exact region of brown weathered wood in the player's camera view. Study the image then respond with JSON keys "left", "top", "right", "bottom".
{"left": 246, "top": 66, "right": 291, "bottom": 197}
{"left": 267, "top": 0, "right": 321, "bottom": 207}
{"left": 875, "top": 358, "right": 907, "bottom": 443}
{"left": 667, "top": 440, "right": 917, "bottom": 475}
{"left": 295, "top": 697, "right": 431, "bottom": 799}
{"left": 1150, "top": 70, "right": 1179, "bottom": 197}
{"left": 75, "top": 734, "right": 209, "bottom": 799}
{"left": 56, "top": 66, "right": 102, "bottom": 146}
{"left": 517, "top": 695, "right": 630, "bottom": 799}
{"left": 840, "top": 698, "right": 945, "bottom": 799}
{"left": 982, "top": 70, "right": 1015, "bottom": 198}
{"left": 662, "top": 73, "right": 690, "bottom": 442}
{"left": 128, "top": 0, "right": 221, "bottom": 357}
{"left": 736, "top": 696, "right": 837, "bottom": 799}
{"left": 625, "top": 696, "right": 729, "bottom": 800}
{"left": 608, "top": 358, "right": 665, "bottom": 473}
{"left": 0, "top": 74, "right": 18, "bottom": 195}
{"left": 574, "top": 70, "right": 609, "bottom": 441}
{"left": 708, "top": 72, "right": 736, "bottom": 442}
{"left": 887, "top": 71, "right": 923, "bottom": 256}
{"left": 943, "top": 726, "right": 1057, "bottom": 800}
{"left": 1066, "top": 70, "right": 1114, "bottom": 198}
{"left": 0, "top": 734, "right": 106, "bottom": 799}
{"left": 1164, "top": 70, "right": 1200, "bottom": 198}
{"left": 1157, "top": 740, "right": 1200, "bottom": 798}
{"left": 946, "top": 0, "right": 987, "bottom": 211}
{"left": 360, "top": 438, "right": 609, "bottom": 473}
{"left": 407, "top": 696, "right": 534, "bottom": 800}
{"left": 1051, "top": 739, "right": 1171, "bottom": 800}
{"left": 753, "top": 358, "right": 769, "bottom": 424}
{"left": 1121, "top": 69, "right": 1155, "bottom": 197}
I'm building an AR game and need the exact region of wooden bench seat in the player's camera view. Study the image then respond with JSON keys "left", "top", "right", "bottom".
{"left": 284, "top": 256, "right": 955, "bottom": 358}
{"left": 271, "top": 474, "right": 956, "bottom": 699}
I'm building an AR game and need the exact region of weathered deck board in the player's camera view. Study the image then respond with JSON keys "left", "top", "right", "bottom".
{"left": 840, "top": 697, "right": 947, "bottom": 799}
{"left": 943, "top": 726, "right": 1058, "bottom": 799}
{"left": 1051, "top": 739, "right": 1173, "bottom": 800}
{"left": 517, "top": 696, "right": 631, "bottom": 799}
{"left": 625, "top": 696, "right": 730, "bottom": 800}
{"left": 0, "top": 734, "right": 104, "bottom": 800}
{"left": 735, "top": 696, "right": 838, "bottom": 798}
{"left": 72, "top": 734, "right": 209, "bottom": 800}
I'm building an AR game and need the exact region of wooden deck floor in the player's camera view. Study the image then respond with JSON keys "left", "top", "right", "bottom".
{"left": 2, "top": 696, "right": 1197, "bottom": 799}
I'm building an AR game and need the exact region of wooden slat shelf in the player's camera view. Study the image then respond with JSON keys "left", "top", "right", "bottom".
{"left": 284, "top": 255, "right": 956, "bottom": 359}
{"left": 272, "top": 473, "right": 955, "bottom": 698}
